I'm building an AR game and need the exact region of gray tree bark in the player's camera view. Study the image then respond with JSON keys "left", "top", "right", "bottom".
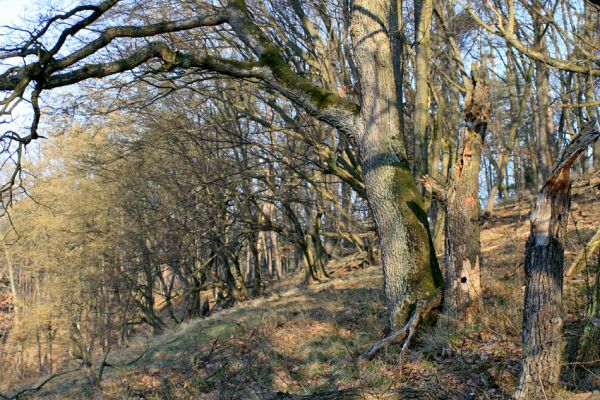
{"left": 350, "top": 0, "right": 442, "bottom": 329}
{"left": 413, "top": 0, "right": 433, "bottom": 181}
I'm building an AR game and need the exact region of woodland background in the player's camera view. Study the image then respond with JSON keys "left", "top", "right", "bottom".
{"left": 0, "top": 0, "right": 598, "bottom": 399}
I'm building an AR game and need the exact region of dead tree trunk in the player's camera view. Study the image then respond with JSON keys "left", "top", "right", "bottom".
{"left": 515, "top": 120, "right": 600, "bottom": 400}
{"left": 422, "top": 67, "right": 489, "bottom": 326}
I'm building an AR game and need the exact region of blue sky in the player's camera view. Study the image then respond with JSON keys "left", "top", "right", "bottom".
{"left": 0, "top": 0, "right": 32, "bottom": 26}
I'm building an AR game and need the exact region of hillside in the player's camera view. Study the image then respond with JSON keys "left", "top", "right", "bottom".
{"left": 4, "top": 178, "right": 600, "bottom": 400}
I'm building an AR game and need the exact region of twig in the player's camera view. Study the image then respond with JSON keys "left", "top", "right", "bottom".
{"left": 97, "top": 349, "right": 111, "bottom": 382}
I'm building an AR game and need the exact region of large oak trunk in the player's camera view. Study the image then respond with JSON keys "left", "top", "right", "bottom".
{"left": 515, "top": 121, "right": 599, "bottom": 399}
{"left": 350, "top": 0, "right": 442, "bottom": 329}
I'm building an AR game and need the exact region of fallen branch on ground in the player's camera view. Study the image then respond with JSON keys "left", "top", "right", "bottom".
{"left": 2, "top": 366, "right": 81, "bottom": 400}
{"left": 327, "top": 251, "right": 370, "bottom": 274}
{"left": 358, "top": 292, "right": 442, "bottom": 362}
{"left": 99, "top": 348, "right": 149, "bottom": 372}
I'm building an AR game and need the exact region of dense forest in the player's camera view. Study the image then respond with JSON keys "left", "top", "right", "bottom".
{"left": 0, "top": 0, "right": 598, "bottom": 399}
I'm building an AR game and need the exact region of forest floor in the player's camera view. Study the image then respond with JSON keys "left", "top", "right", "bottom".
{"left": 7, "top": 177, "right": 600, "bottom": 400}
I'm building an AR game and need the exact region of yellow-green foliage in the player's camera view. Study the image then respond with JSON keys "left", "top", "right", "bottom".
{"left": 0, "top": 120, "right": 135, "bottom": 386}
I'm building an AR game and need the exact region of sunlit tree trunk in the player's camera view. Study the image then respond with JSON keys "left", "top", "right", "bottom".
{"left": 270, "top": 231, "right": 283, "bottom": 279}
{"left": 423, "top": 68, "right": 489, "bottom": 325}
{"left": 533, "top": 12, "right": 555, "bottom": 184}
{"left": 350, "top": 0, "right": 442, "bottom": 329}
{"left": 413, "top": 0, "right": 433, "bottom": 182}
{"left": 486, "top": 61, "right": 533, "bottom": 214}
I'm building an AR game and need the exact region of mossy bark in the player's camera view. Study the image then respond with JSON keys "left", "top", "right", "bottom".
{"left": 350, "top": 0, "right": 442, "bottom": 329}
{"left": 230, "top": 0, "right": 442, "bottom": 329}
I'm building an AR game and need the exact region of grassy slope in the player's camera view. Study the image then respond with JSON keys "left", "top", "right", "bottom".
{"left": 14, "top": 179, "right": 600, "bottom": 399}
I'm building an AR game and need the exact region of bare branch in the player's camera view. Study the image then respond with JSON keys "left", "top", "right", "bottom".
{"left": 3, "top": 367, "right": 81, "bottom": 400}
{"left": 358, "top": 292, "right": 441, "bottom": 362}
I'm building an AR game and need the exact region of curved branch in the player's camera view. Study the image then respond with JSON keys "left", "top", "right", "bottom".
{"left": 46, "top": 9, "right": 229, "bottom": 73}
{"left": 465, "top": 3, "right": 600, "bottom": 76}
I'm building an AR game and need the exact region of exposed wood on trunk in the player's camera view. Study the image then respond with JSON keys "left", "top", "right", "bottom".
{"left": 422, "top": 67, "right": 490, "bottom": 325}
{"left": 515, "top": 120, "right": 600, "bottom": 400}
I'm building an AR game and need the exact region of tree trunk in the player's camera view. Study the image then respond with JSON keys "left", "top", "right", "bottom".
{"left": 141, "top": 241, "right": 164, "bottom": 335}
{"left": 390, "top": 0, "right": 406, "bottom": 150}
{"left": 413, "top": 0, "right": 433, "bottom": 182}
{"left": 533, "top": 14, "right": 555, "bottom": 184}
{"left": 423, "top": 68, "right": 489, "bottom": 325}
{"left": 433, "top": 139, "right": 451, "bottom": 251}
{"left": 515, "top": 121, "right": 600, "bottom": 400}
{"left": 186, "top": 275, "right": 204, "bottom": 319}
{"left": 251, "top": 234, "right": 263, "bottom": 296}
{"left": 313, "top": 211, "right": 330, "bottom": 280}
{"left": 350, "top": 0, "right": 442, "bottom": 329}
{"left": 4, "top": 244, "right": 19, "bottom": 322}
{"left": 486, "top": 61, "right": 533, "bottom": 213}
{"left": 226, "top": 0, "right": 442, "bottom": 331}
{"left": 303, "top": 234, "right": 319, "bottom": 284}
{"left": 221, "top": 256, "right": 243, "bottom": 304}
{"left": 270, "top": 231, "right": 283, "bottom": 279}
{"left": 577, "top": 257, "right": 600, "bottom": 363}
{"left": 582, "top": 1, "right": 599, "bottom": 169}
